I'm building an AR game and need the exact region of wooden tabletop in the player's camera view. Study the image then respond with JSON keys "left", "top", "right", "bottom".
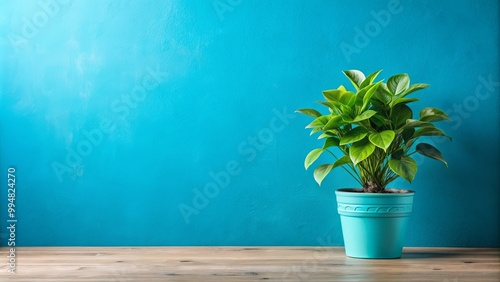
{"left": 1, "top": 247, "right": 499, "bottom": 281}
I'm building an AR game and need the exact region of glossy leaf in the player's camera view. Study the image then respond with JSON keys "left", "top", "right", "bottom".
{"left": 318, "top": 132, "right": 335, "bottom": 139}
{"left": 318, "top": 100, "right": 338, "bottom": 109}
{"left": 373, "top": 83, "right": 392, "bottom": 105}
{"left": 350, "top": 138, "right": 376, "bottom": 165}
{"left": 340, "top": 127, "right": 368, "bottom": 145}
{"left": 391, "top": 148, "right": 404, "bottom": 160}
{"left": 322, "top": 89, "right": 356, "bottom": 106}
{"left": 403, "top": 128, "right": 416, "bottom": 147}
{"left": 333, "top": 155, "right": 353, "bottom": 167}
{"left": 387, "top": 74, "right": 410, "bottom": 95}
{"left": 369, "top": 130, "right": 395, "bottom": 152}
{"left": 353, "top": 110, "right": 377, "bottom": 122}
{"left": 391, "top": 104, "right": 413, "bottom": 128}
{"left": 343, "top": 70, "right": 365, "bottom": 90}
{"left": 370, "top": 114, "right": 388, "bottom": 128}
{"left": 323, "top": 115, "right": 344, "bottom": 130}
{"left": 309, "top": 127, "right": 323, "bottom": 135}
{"left": 355, "top": 83, "right": 375, "bottom": 107}
{"left": 305, "top": 148, "right": 323, "bottom": 170}
{"left": 389, "top": 157, "right": 417, "bottom": 183}
{"left": 412, "top": 127, "right": 451, "bottom": 140}
{"left": 296, "top": 108, "right": 322, "bottom": 118}
{"left": 391, "top": 97, "right": 419, "bottom": 107}
{"left": 404, "top": 119, "right": 434, "bottom": 129}
{"left": 362, "top": 82, "right": 381, "bottom": 110}
{"left": 313, "top": 156, "right": 354, "bottom": 186}
{"left": 323, "top": 137, "right": 340, "bottom": 149}
{"left": 359, "top": 69, "right": 382, "bottom": 89}
{"left": 401, "top": 83, "right": 429, "bottom": 97}
{"left": 322, "top": 89, "right": 342, "bottom": 103}
{"left": 305, "top": 116, "right": 329, "bottom": 128}
{"left": 416, "top": 143, "right": 448, "bottom": 167}
{"left": 420, "top": 107, "right": 451, "bottom": 122}
{"left": 313, "top": 164, "right": 334, "bottom": 186}
{"left": 342, "top": 93, "right": 357, "bottom": 107}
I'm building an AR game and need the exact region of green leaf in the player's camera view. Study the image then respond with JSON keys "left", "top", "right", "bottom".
{"left": 391, "top": 104, "right": 413, "bottom": 128}
{"left": 322, "top": 89, "right": 356, "bottom": 107}
{"left": 391, "top": 148, "right": 404, "bottom": 160}
{"left": 389, "top": 157, "right": 417, "bottom": 183}
{"left": 309, "top": 127, "right": 323, "bottom": 135}
{"left": 318, "top": 100, "right": 337, "bottom": 109}
{"left": 402, "top": 128, "right": 415, "bottom": 146}
{"left": 322, "top": 90, "right": 339, "bottom": 103}
{"left": 359, "top": 69, "right": 382, "bottom": 89}
{"left": 373, "top": 83, "right": 392, "bottom": 105}
{"left": 305, "top": 148, "right": 323, "bottom": 170}
{"left": 387, "top": 74, "right": 410, "bottom": 95}
{"left": 412, "top": 127, "right": 451, "bottom": 140}
{"left": 355, "top": 84, "right": 371, "bottom": 107}
{"left": 349, "top": 138, "right": 376, "bottom": 165}
{"left": 369, "top": 130, "right": 395, "bottom": 152}
{"left": 322, "top": 89, "right": 342, "bottom": 102}
{"left": 416, "top": 143, "right": 448, "bottom": 167}
{"left": 353, "top": 110, "right": 377, "bottom": 122}
{"left": 305, "top": 116, "right": 329, "bottom": 128}
{"left": 340, "top": 127, "right": 368, "bottom": 145}
{"left": 390, "top": 97, "right": 419, "bottom": 107}
{"left": 313, "top": 164, "right": 334, "bottom": 186}
{"left": 313, "top": 156, "right": 353, "bottom": 186}
{"left": 341, "top": 114, "right": 354, "bottom": 123}
{"left": 340, "top": 92, "right": 357, "bottom": 107}
{"left": 296, "top": 108, "right": 322, "bottom": 118}
{"left": 371, "top": 114, "right": 388, "bottom": 128}
{"left": 400, "top": 83, "right": 429, "bottom": 97}
{"left": 318, "top": 132, "right": 335, "bottom": 139}
{"left": 343, "top": 70, "right": 365, "bottom": 90}
{"left": 332, "top": 155, "right": 353, "bottom": 169}
{"left": 323, "top": 115, "right": 344, "bottom": 130}
{"left": 420, "top": 107, "right": 451, "bottom": 122}
{"left": 356, "top": 82, "right": 381, "bottom": 112}
{"left": 362, "top": 82, "right": 381, "bottom": 111}
{"left": 323, "top": 137, "right": 340, "bottom": 149}
{"left": 404, "top": 119, "right": 434, "bottom": 129}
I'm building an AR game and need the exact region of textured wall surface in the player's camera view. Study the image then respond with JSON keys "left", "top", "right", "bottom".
{"left": 0, "top": 0, "right": 499, "bottom": 247}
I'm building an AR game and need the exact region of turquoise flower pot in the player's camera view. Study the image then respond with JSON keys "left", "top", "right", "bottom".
{"left": 335, "top": 188, "right": 414, "bottom": 259}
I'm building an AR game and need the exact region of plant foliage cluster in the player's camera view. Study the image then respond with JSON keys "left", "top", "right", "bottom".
{"left": 297, "top": 70, "right": 451, "bottom": 193}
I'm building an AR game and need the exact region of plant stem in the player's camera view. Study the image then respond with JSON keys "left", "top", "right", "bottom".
{"left": 325, "top": 149, "right": 362, "bottom": 186}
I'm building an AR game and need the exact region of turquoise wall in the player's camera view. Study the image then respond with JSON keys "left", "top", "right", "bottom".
{"left": 1, "top": 0, "right": 498, "bottom": 247}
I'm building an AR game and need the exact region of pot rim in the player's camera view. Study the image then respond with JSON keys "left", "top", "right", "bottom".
{"left": 336, "top": 188, "right": 415, "bottom": 194}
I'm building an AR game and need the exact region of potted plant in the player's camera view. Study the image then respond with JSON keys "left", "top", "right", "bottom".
{"left": 297, "top": 69, "right": 451, "bottom": 259}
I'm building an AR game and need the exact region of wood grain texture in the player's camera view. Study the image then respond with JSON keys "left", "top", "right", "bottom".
{"left": 0, "top": 247, "right": 498, "bottom": 281}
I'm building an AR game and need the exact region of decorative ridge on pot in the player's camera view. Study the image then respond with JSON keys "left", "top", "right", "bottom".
{"left": 336, "top": 189, "right": 414, "bottom": 218}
